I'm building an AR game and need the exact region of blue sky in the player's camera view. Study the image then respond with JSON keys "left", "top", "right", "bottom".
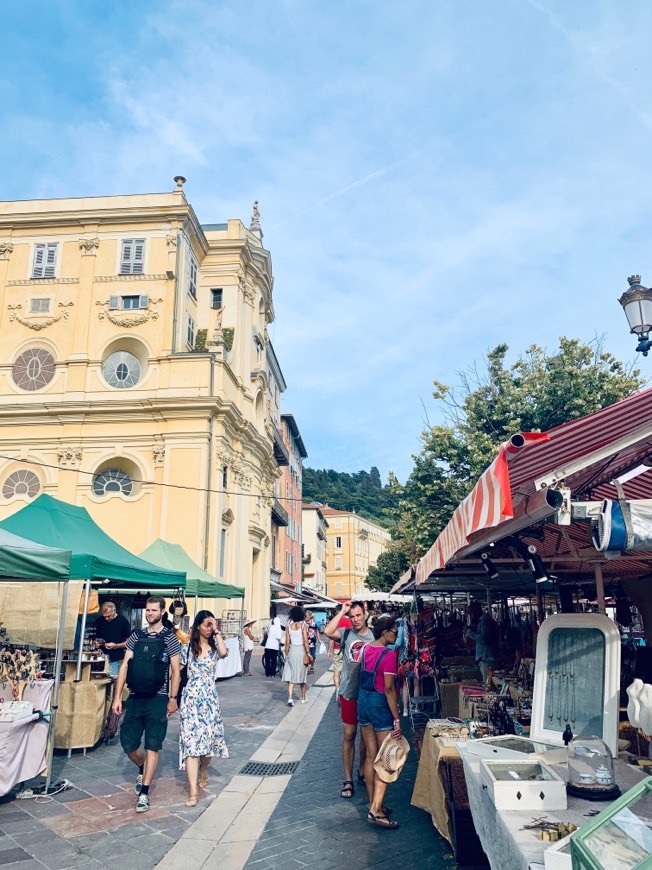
{"left": 3, "top": 0, "right": 652, "bottom": 481}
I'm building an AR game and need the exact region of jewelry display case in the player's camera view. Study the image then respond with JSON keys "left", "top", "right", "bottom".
{"left": 531, "top": 614, "right": 621, "bottom": 758}
{"left": 567, "top": 735, "right": 620, "bottom": 801}
{"left": 479, "top": 758, "right": 567, "bottom": 810}
{"left": 543, "top": 833, "right": 572, "bottom": 870}
{"left": 463, "top": 734, "right": 567, "bottom": 764}
{"left": 570, "top": 777, "right": 652, "bottom": 869}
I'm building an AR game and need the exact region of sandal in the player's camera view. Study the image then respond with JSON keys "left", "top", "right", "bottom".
{"left": 340, "top": 780, "right": 354, "bottom": 799}
{"left": 357, "top": 770, "right": 365, "bottom": 784}
{"left": 185, "top": 794, "right": 199, "bottom": 807}
{"left": 367, "top": 811, "right": 399, "bottom": 830}
{"left": 198, "top": 774, "right": 208, "bottom": 789}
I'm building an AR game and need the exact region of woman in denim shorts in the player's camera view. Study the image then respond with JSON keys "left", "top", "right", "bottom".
{"left": 357, "top": 615, "right": 403, "bottom": 830}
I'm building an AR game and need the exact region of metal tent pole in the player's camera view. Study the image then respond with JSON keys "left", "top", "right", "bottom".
{"left": 45, "top": 580, "right": 69, "bottom": 794}
{"left": 75, "top": 578, "right": 92, "bottom": 681}
{"left": 595, "top": 563, "right": 606, "bottom": 614}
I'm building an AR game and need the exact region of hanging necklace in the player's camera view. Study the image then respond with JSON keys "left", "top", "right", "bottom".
{"left": 547, "top": 635, "right": 556, "bottom": 723}
{"left": 555, "top": 633, "right": 563, "bottom": 724}
{"left": 569, "top": 634, "right": 576, "bottom": 726}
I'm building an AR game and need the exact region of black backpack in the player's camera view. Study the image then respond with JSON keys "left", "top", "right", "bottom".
{"left": 127, "top": 629, "right": 170, "bottom": 697}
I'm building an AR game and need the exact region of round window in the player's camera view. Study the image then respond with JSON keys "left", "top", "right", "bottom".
{"left": 3, "top": 470, "right": 41, "bottom": 499}
{"left": 102, "top": 351, "right": 141, "bottom": 389}
{"left": 93, "top": 468, "right": 133, "bottom": 497}
{"left": 12, "top": 348, "right": 56, "bottom": 391}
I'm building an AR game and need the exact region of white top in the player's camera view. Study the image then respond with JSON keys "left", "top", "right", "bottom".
{"left": 243, "top": 632, "right": 254, "bottom": 652}
{"left": 264, "top": 621, "right": 283, "bottom": 650}
{"left": 287, "top": 622, "right": 305, "bottom": 646}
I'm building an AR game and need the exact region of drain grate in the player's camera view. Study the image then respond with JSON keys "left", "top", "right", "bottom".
{"left": 239, "top": 761, "right": 300, "bottom": 777}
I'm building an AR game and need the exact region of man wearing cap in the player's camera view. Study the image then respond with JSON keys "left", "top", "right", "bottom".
{"left": 324, "top": 600, "right": 373, "bottom": 800}
{"left": 242, "top": 619, "right": 258, "bottom": 676}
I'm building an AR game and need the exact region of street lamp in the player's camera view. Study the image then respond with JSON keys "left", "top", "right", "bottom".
{"left": 619, "top": 275, "right": 652, "bottom": 356}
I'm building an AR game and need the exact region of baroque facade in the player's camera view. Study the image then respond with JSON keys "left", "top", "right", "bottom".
{"left": 0, "top": 183, "right": 283, "bottom": 622}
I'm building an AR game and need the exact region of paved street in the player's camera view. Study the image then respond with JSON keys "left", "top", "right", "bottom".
{"left": 0, "top": 653, "right": 458, "bottom": 869}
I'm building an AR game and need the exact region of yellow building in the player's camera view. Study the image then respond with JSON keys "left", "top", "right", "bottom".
{"left": 301, "top": 503, "right": 328, "bottom": 595}
{"left": 320, "top": 508, "right": 391, "bottom": 600}
{"left": 0, "top": 182, "right": 281, "bottom": 622}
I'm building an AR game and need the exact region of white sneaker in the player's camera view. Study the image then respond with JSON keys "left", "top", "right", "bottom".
{"left": 136, "top": 794, "right": 150, "bottom": 813}
{"left": 300, "top": 699, "right": 306, "bottom": 704}
{"left": 287, "top": 698, "right": 294, "bottom": 707}
{"left": 134, "top": 774, "right": 143, "bottom": 795}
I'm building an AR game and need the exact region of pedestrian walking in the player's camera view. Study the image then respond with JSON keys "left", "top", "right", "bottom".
{"left": 112, "top": 596, "right": 181, "bottom": 813}
{"left": 358, "top": 615, "right": 402, "bottom": 829}
{"left": 178, "top": 610, "right": 229, "bottom": 806}
{"left": 263, "top": 616, "right": 283, "bottom": 677}
{"left": 305, "top": 610, "right": 320, "bottom": 675}
{"left": 242, "top": 619, "right": 257, "bottom": 676}
{"left": 324, "top": 601, "right": 373, "bottom": 800}
{"left": 282, "top": 606, "right": 310, "bottom": 706}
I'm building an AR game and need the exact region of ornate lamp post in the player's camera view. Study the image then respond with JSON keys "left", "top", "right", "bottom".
{"left": 619, "top": 275, "right": 652, "bottom": 355}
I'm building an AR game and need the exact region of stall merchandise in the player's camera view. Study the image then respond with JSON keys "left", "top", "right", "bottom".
{"left": 0, "top": 679, "right": 54, "bottom": 797}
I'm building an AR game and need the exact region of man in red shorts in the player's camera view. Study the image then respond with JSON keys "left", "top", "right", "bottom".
{"left": 324, "top": 601, "right": 373, "bottom": 800}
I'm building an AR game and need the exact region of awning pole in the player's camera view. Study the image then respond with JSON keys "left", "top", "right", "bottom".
{"left": 75, "top": 578, "right": 92, "bottom": 681}
{"left": 45, "top": 580, "right": 69, "bottom": 794}
{"left": 594, "top": 563, "right": 606, "bottom": 615}
{"left": 194, "top": 594, "right": 199, "bottom": 618}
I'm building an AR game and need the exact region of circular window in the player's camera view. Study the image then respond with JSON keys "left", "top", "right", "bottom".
{"left": 3, "top": 470, "right": 41, "bottom": 499}
{"left": 102, "top": 351, "right": 141, "bottom": 389}
{"left": 12, "top": 348, "right": 56, "bottom": 391}
{"left": 93, "top": 468, "right": 133, "bottom": 497}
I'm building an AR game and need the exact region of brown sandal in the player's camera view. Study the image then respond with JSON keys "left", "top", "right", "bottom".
{"left": 367, "top": 811, "right": 399, "bottom": 830}
{"left": 185, "top": 794, "right": 198, "bottom": 807}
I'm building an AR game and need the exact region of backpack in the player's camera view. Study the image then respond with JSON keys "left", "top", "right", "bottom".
{"left": 127, "top": 629, "right": 170, "bottom": 697}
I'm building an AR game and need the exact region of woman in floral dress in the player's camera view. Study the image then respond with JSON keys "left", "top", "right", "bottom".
{"left": 179, "top": 610, "right": 229, "bottom": 805}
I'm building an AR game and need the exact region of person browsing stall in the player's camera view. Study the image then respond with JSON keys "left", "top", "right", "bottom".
{"left": 112, "top": 596, "right": 180, "bottom": 813}
{"left": 94, "top": 601, "right": 132, "bottom": 677}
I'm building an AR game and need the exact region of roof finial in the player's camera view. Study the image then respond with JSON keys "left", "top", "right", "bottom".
{"left": 174, "top": 176, "right": 187, "bottom": 191}
{"left": 249, "top": 200, "right": 263, "bottom": 240}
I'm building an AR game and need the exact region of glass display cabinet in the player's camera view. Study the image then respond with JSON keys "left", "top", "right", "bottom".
{"left": 570, "top": 778, "right": 652, "bottom": 869}
{"left": 567, "top": 735, "right": 620, "bottom": 801}
{"left": 531, "top": 614, "right": 621, "bottom": 758}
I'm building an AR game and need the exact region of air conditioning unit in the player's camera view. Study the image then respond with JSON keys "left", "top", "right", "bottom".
{"left": 593, "top": 499, "right": 652, "bottom": 553}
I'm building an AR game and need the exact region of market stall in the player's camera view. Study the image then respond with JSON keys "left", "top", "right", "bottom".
{"left": 0, "top": 495, "right": 185, "bottom": 756}
{"left": 0, "top": 526, "right": 72, "bottom": 795}
{"left": 400, "top": 389, "right": 652, "bottom": 869}
{"left": 140, "top": 538, "right": 244, "bottom": 676}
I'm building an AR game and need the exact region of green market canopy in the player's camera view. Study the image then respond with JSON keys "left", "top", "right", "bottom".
{"left": 0, "top": 495, "right": 185, "bottom": 588}
{"left": 140, "top": 539, "right": 244, "bottom": 598}
{"left": 0, "top": 527, "right": 70, "bottom": 581}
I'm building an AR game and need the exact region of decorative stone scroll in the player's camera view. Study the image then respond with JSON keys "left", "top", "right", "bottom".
{"left": 0, "top": 241, "right": 14, "bottom": 260}
{"left": 8, "top": 301, "right": 74, "bottom": 330}
{"left": 152, "top": 445, "right": 165, "bottom": 467}
{"left": 78, "top": 238, "right": 100, "bottom": 255}
{"left": 56, "top": 447, "right": 82, "bottom": 467}
{"left": 96, "top": 298, "right": 163, "bottom": 327}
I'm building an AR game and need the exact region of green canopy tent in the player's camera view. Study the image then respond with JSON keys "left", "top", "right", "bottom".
{"left": 0, "top": 495, "right": 185, "bottom": 588}
{"left": 0, "top": 527, "right": 72, "bottom": 795}
{"left": 139, "top": 539, "right": 244, "bottom": 599}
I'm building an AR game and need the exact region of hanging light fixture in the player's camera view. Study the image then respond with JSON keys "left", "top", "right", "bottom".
{"left": 619, "top": 275, "right": 652, "bottom": 355}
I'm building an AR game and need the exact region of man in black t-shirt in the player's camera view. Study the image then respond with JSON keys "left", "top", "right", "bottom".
{"left": 94, "top": 602, "right": 132, "bottom": 676}
{"left": 112, "top": 596, "right": 180, "bottom": 813}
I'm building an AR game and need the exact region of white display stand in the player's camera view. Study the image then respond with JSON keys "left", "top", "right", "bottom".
{"left": 463, "top": 735, "right": 567, "bottom": 765}
{"left": 531, "top": 614, "right": 620, "bottom": 758}
{"left": 480, "top": 758, "right": 567, "bottom": 811}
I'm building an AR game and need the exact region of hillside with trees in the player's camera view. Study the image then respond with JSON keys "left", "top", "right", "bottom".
{"left": 302, "top": 466, "right": 395, "bottom": 527}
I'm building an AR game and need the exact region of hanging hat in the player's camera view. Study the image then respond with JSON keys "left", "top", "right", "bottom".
{"left": 244, "top": 619, "right": 256, "bottom": 627}
{"left": 373, "top": 734, "right": 410, "bottom": 783}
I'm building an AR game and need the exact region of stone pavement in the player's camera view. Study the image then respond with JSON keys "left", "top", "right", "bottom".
{"left": 0, "top": 649, "right": 329, "bottom": 869}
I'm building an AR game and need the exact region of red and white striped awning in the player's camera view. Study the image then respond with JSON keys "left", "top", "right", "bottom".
{"left": 415, "top": 387, "right": 652, "bottom": 584}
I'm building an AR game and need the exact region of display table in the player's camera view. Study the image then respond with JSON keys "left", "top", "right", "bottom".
{"left": 457, "top": 742, "right": 647, "bottom": 870}
{"left": 412, "top": 732, "right": 466, "bottom": 843}
{"left": 0, "top": 680, "right": 54, "bottom": 796}
{"left": 215, "top": 636, "right": 242, "bottom": 679}
{"left": 54, "top": 678, "right": 111, "bottom": 751}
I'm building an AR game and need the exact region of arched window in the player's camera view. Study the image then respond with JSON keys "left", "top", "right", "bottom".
{"left": 93, "top": 468, "right": 133, "bottom": 496}
{"left": 3, "top": 470, "right": 41, "bottom": 499}
{"left": 102, "top": 351, "right": 141, "bottom": 389}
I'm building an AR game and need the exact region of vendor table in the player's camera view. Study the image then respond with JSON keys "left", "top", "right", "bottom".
{"left": 0, "top": 680, "right": 54, "bottom": 796}
{"left": 215, "top": 636, "right": 242, "bottom": 679}
{"left": 457, "top": 741, "right": 647, "bottom": 870}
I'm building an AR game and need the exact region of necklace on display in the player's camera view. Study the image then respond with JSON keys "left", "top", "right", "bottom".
{"left": 569, "top": 634, "right": 576, "bottom": 726}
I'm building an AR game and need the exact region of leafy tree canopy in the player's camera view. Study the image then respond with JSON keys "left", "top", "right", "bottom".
{"left": 302, "top": 466, "right": 394, "bottom": 527}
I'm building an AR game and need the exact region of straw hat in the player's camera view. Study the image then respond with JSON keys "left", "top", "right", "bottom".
{"left": 244, "top": 619, "right": 256, "bottom": 627}
{"left": 373, "top": 733, "right": 410, "bottom": 783}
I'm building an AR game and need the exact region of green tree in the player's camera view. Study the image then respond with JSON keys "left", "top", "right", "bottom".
{"left": 391, "top": 336, "right": 643, "bottom": 563}
{"left": 366, "top": 547, "right": 411, "bottom": 592}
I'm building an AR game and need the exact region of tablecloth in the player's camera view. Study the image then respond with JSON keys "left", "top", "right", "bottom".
{"left": 0, "top": 679, "right": 53, "bottom": 796}
{"left": 215, "top": 636, "right": 242, "bottom": 679}
{"left": 457, "top": 742, "right": 647, "bottom": 870}
{"left": 412, "top": 731, "right": 468, "bottom": 843}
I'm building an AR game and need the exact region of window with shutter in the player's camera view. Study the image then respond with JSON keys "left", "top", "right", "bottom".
{"left": 29, "top": 298, "right": 51, "bottom": 314}
{"left": 32, "top": 243, "right": 58, "bottom": 279}
{"left": 211, "top": 289, "right": 223, "bottom": 309}
{"left": 122, "top": 295, "right": 140, "bottom": 310}
{"left": 119, "top": 239, "right": 146, "bottom": 275}
{"left": 109, "top": 296, "right": 120, "bottom": 310}
{"left": 187, "top": 316, "right": 195, "bottom": 348}
{"left": 188, "top": 256, "right": 198, "bottom": 299}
